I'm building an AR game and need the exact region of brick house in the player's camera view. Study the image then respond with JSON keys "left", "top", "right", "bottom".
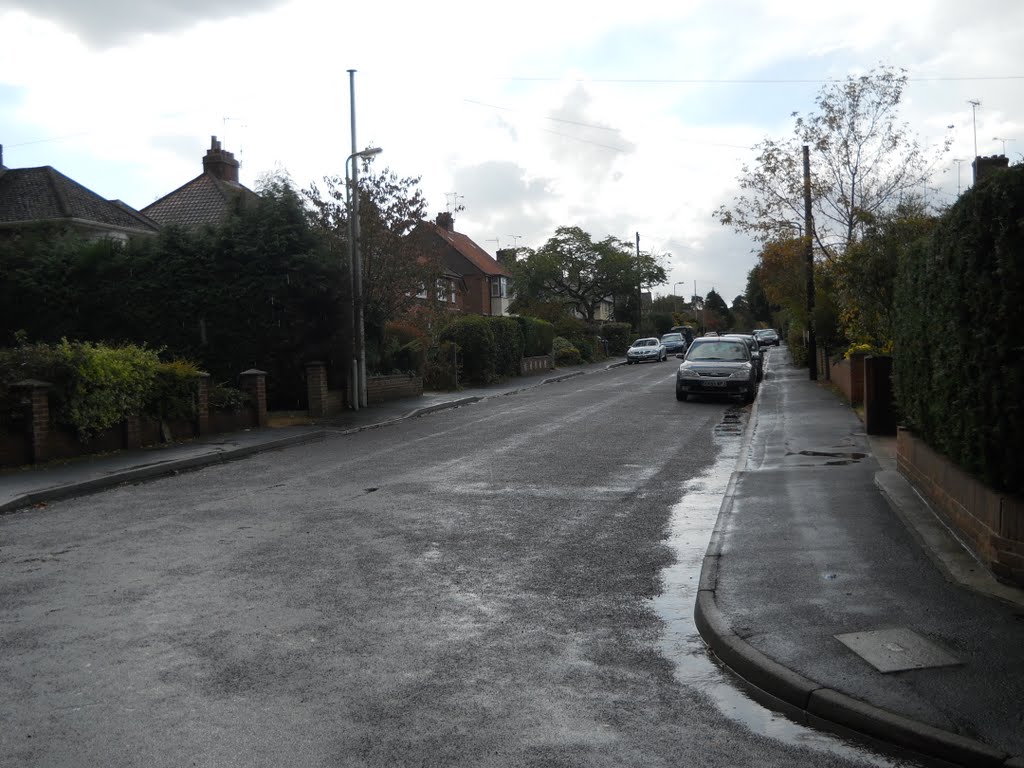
{"left": 0, "top": 145, "right": 159, "bottom": 241}
{"left": 413, "top": 212, "right": 511, "bottom": 316}
{"left": 142, "top": 136, "right": 259, "bottom": 228}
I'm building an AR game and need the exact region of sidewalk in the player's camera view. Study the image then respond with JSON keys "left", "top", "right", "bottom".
{"left": 0, "top": 361, "right": 619, "bottom": 515}
{"left": 696, "top": 348, "right": 1024, "bottom": 767}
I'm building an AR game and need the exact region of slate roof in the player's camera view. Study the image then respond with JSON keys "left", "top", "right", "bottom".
{"left": 141, "top": 173, "right": 260, "bottom": 229}
{"left": 421, "top": 221, "right": 511, "bottom": 277}
{"left": 0, "top": 165, "right": 159, "bottom": 235}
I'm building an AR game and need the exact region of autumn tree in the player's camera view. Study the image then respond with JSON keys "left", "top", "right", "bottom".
{"left": 305, "top": 159, "right": 443, "bottom": 342}
{"left": 835, "top": 204, "right": 936, "bottom": 349}
{"left": 510, "top": 226, "right": 667, "bottom": 322}
{"left": 715, "top": 65, "right": 948, "bottom": 260}
{"left": 702, "top": 289, "right": 734, "bottom": 331}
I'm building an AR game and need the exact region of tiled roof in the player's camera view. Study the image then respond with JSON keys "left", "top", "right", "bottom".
{"left": 141, "top": 173, "right": 260, "bottom": 229}
{"left": 0, "top": 166, "right": 159, "bottom": 234}
{"left": 424, "top": 222, "right": 511, "bottom": 277}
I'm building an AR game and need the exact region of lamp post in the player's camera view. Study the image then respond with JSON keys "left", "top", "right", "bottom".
{"left": 346, "top": 146, "right": 383, "bottom": 411}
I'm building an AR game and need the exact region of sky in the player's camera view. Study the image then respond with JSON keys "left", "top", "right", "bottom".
{"left": 1, "top": 0, "right": 1022, "bottom": 306}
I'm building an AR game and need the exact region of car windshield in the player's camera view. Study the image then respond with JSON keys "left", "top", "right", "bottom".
{"left": 661, "top": 334, "right": 682, "bottom": 342}
{"left": 632, "top": 339, "right": 657, "bottom": 347}
{"left": 686, "top": 341, "right": 748, "bottom": 362}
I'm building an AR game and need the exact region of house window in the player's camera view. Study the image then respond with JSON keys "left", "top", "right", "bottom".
{"left": 436, "top": 278, "right": 456, "bottom": 303}
{"left": 416, "top": 283, "right": 428, "bottom": 299}
{"left": 490, "top": 276, "right": 507, "bottom": 299}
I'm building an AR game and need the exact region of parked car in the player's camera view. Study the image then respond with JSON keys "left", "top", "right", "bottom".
{"left": 755, "top": 328, "right": 780, "bottom": 346}
{"left": 626, "top": 337, "right": 667, "bottom": 364}
{"left": 675, "top": 336, "right": 758, "bottom": 403}
{"left": 723, "top": 334, "right": 763, "bottom": 382}
{"left": 669, "top": 325, "right": 695, "bottom": 348}
{"left": 660, "top": 332, "right": 687, "bottom": 356}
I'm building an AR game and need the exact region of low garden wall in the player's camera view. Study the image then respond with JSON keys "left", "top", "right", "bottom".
{"left": 367, "top": 374, "right": 422, "bottom": 404}
{"left": 1, "top": 370, "right": 266, "bottom": 468}
{"left": 521, "top": 355, "right": 553, "bottom": 376}
{"left": 830, "top": 354, "right": 865, "bottom": 405}
{"left": 898, "top": 427, "right": 1024, "bottom": 587}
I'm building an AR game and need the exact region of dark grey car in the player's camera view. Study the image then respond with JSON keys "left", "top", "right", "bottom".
{"left": 675, "top": 337, "right": 758, "bottom": 403}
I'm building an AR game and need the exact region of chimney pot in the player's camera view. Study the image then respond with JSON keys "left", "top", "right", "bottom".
{"left": 436, "top": 212, "right": 454, "bottom": 231}
{"left": 203, "top": 136, "right": 239, "bottom": 183}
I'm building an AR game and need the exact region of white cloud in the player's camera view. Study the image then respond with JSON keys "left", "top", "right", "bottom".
{"left": 2, "top": 0, "right": 1023, "bottom": 305}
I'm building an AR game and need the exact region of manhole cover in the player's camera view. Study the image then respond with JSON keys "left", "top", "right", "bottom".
{"left": 834, "top": 628, "right": 961, "bottom": 673}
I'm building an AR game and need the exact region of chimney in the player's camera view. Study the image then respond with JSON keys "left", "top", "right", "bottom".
{"left": 435, "top": 211, "right": 454, "bottom": 231}
{"left": 496, "top": 248, "right": 518, "bottom": 268}
{"left": 972, "top": 154, "right": 1009, "bottom": 186}
{"left": 0, "top": 143, "right": 4, "bottom": 169}
{"left": 202, "top": 135, "right": 240, "bottom": 183}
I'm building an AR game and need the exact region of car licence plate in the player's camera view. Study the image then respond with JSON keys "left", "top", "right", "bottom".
{"left": 702, "top": 380, "right": 727, "bottom": 387}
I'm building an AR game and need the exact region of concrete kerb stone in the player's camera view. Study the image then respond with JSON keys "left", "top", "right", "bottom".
{"left": 807, "top": 689, "right": 1009, "bottom": 768}
{"left": 691, "top": 366, "right": 1023, "bottom": 768}
{"left": 0, "top": 430, "right": 329, "bottom": 515}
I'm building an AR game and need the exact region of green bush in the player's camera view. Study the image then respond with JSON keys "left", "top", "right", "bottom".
{"left": 552, "top": 336, "right": 581, "bottom": 366}
{"left": 0, "top": 342, "right": 76, "bottom": 415}
{"left": 424, "top": 342, "right": 459, "bottom": 391}
{"left": 209, "top": 382, "right": 250, "bottom": 412}
{"left": 147, "top": 359, "right": 203, "bottom": 422}
{"left": 514, "top": 316, "right": 555, "bottom": 357}
{"left": 489, "top": 317, "right": 525, "bottom": 378}
{"left": 602, "top": 322, "right": 633, "bottom": 355}
{"left": 439, "top": 316, "right": 496, "bottom": 385}
{"left": 58, "top": 340, "right": 161, "bottom": 440}
{"left": 894, "top": 165, "right": 1024, "bottom": 493}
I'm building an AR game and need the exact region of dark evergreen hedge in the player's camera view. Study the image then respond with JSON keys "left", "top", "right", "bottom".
{"left": 894, "top": 165, "right": 1024, "bottom": 493}
{"left": 514, "top": 316, "right": 554, "bottom": 357}
{"left": 439, "top": 315, "right": 497, "bottom": 385}
{"left": 489, "top": 317, "right": 525, "bottom": 378}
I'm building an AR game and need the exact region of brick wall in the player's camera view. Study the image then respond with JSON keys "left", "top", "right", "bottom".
{"left": 898, "top": 427, "right": 1024, "bottom": 587}
{"left": 830, "top": 354, "right": 865, "bottom": 405}
{"left": 366, "top": 374, "right": 423, "bottom": 404}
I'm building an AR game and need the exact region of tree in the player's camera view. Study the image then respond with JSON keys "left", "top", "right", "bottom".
{"left": 834, "top": 204, "right": 936, "bottom": 349}
{"left": 744, "top": 267, "right": 774, "bottom": 325}
{"left": 305, "top": 158, "right": 443, "bottom": 342}
{"left": 702, "top": 288, "right": 734, "bottom": 331}
{"left": 730, "top": 294, "right": 754, "bottom": 331}
{"left": 510, "top": 226, "right": 667, "bottom": 322}
{"left": 715, "top": 65, "right": 948, "bottom": 261}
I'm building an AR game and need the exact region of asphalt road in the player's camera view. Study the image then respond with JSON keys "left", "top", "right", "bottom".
{"left": 0, "top": 356, "right": 919, "bottom": 767}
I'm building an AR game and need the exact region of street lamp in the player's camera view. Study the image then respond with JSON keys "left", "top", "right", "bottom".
{"left": 346, "top": 146, "right": 383, "bottom": 410}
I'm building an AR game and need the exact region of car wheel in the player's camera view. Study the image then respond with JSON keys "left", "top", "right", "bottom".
{"left": 676, "top": 386, "right": 687, "bottom": 402}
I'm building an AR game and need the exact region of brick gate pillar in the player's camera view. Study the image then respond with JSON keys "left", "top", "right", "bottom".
{"left": 305, "top": 362, "right": 329, "bottom": 417}
{"left": 239, "top": 369, "right": 268, "bottom": 428}
{"left": 13, "top": 379, "right": 51, "bottom": 464}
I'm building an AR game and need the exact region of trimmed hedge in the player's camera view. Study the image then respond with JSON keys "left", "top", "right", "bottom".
{"left": 439, "top": 316, "right": 497, "bottom": 385}
{"left": 894, "top": 164, "right": 1024, "bottom": 493}
{"left": 515, "top": 316, "right": 555, "bottom": 357}
{"left": 490, "top": 317, "right": 526, "bottom": 378}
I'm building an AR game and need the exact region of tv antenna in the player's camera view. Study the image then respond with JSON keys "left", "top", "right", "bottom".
{"left": 967, "top": 100, "right": 981, "bottom": 159}
{"left": 508, "top": 235, "right": 524, "bottom": 247}
{"left": 445, "top": 192, "right": 465, "bottom": 214}
{"left": 486, "top": 237, "right": 500, "bottom": 250}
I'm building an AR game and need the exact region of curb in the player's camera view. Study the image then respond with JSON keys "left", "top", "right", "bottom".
{"left": 0, "top": 430, "right": 329, "bottom": 515}
{"left": 693, "top": 377, "right": 1020, "bottom": 767}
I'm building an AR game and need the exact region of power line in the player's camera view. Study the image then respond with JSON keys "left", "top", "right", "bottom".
{"left": 494, "top": 75, "right": 1024, "bottom": 85}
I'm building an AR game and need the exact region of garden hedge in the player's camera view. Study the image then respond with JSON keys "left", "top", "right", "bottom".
{"left": 894, "top": 164, "right": 1024, "bottom": 493}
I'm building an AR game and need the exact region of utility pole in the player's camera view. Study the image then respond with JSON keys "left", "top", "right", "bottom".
{"left": 635, "top": 232, "right": 642, "bottom": 333}
{"left": 803, "top": 144, "right": 817, "bottom": 381}
{"left": 348, "top": 69, "right": 367, "bottom": 409}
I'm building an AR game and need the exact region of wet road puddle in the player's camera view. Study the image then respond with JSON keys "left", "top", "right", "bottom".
{"left": 653, "top": 408, "right": 913, "bottom": 766}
